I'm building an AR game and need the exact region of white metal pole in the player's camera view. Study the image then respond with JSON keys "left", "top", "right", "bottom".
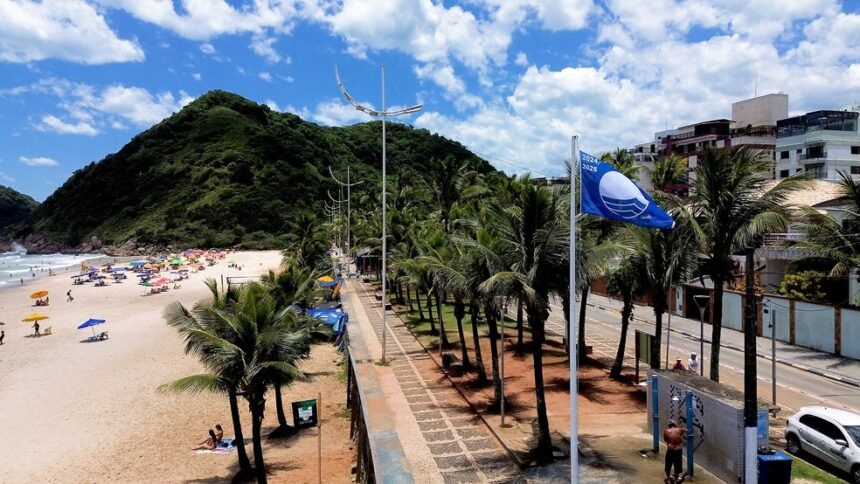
{"left": 381, "top": 64, "right": 388, "bottom": 363}
{"left": 771, "top": 303, "right": 777, "bottom": 405}
{"left": 570, "top": 135, "right": 579, "bottom": 483}
{"left": 500, "top": 299, "right": 506, "bottom": 427}
{"left": 347, "top": 165, "right": 351, "bottom": 259}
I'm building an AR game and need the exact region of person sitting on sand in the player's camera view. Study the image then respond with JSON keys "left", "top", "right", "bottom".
{"left": 192, "top": 429, "right": 217, "bottom": 451}
{"left": 214, "top": 424, "right": 224, "bottom": 446}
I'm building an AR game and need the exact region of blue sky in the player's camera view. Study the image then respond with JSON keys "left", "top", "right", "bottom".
{"left": 1, "top": 0, "right": 859, "bottom": 201}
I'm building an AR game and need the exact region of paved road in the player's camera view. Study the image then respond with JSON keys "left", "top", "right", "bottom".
{"left": 545, "top": 298, "right": 860, "bottom": 416}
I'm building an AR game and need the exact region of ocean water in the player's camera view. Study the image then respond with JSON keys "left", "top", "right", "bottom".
{"left": 0, "top": 244, "right": 106, "bottom": 287}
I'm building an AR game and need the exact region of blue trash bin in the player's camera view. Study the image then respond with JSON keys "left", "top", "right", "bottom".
{"left": 758, "top": 449, "right": 792, "bottom": 484}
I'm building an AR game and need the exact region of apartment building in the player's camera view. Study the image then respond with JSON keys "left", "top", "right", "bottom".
{"left": 774, "top": 110, "right": 860, "bottom": 180}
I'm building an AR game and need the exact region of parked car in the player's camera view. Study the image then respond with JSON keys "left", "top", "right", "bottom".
{"left": 785, "top": 406, "right": 860, "bottom": 483}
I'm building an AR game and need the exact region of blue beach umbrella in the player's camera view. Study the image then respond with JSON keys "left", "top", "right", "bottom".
{"left": 78, "top": 318, "right": 106, "bottom": 338}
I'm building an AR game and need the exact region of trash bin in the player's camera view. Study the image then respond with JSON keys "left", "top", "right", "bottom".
{"left": 758, "top": 449, "right": 792, "bottom": 484}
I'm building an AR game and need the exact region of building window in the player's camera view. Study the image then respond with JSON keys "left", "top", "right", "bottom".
{"left": 780, "top": 151, "right": 789, "bottom": 159}
{"left": 796, "top": 149, "right": 802, "bottom": 153}
{"left": 852, "top": 146, "right": 860, "bottom": 155}
{"left": 852, "top": 166, "right": 860, "bottom": 175}
{"left": 780, "top": 170, "right": 790, "bottom": 178}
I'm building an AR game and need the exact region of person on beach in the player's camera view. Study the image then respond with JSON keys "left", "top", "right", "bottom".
{"left": 192, "top": 429, "right": 217, "bottom": 451}
{"left": 0, "top": 330, "right": 5, "bottom": 345}
{"left": 663, "top": 420, "right": 687, "bottom": 483}
{"left": 33, "top": 321, "right": 40, "bottom": 337}
{"left": 67, "top": 290, "right": 73, "bottom": 302}
{"left": 214, "top": 424, "right": 224, "bottom": 445}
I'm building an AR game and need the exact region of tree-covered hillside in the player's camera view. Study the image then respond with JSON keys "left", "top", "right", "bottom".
{"left": 20, "top": 90, "right": 494, "bottom": 249}
{"left": 0, "top": 185, "right": 38, "bottom": 235}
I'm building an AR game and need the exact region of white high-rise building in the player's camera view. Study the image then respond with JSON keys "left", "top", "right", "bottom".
{"left": 775, "top": 110, "right": 860, "bottom": 180}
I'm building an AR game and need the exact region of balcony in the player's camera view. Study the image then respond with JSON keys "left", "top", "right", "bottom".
{"left": 759, "top": 232, "right": 815, "bottom": 261}
{"left": 799, "top": 152, "right": 827, "bottom": 160}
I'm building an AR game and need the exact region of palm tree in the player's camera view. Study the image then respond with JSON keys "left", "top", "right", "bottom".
{"left": 164, "top": 283, "right": 312, "bottom": 483}
{"left": 482, "top": 183, "right": 567, "bottom": 463}
{"left": 605, "top": 245, "right": 647, "bottom": 379}
{"left": 691, "top": 146, "right": 808, "bottom": 381}
{"left": 161, "top": 297, "right": 253, "bottom": 477}
{"left": 422, "top": 245, "right": 472, "bottom": 368}
{"left": 649, "top": 154, "right": 687, "bottom": 194}
{"left": 791, "top": 172, "right": 860, "bottom": 281}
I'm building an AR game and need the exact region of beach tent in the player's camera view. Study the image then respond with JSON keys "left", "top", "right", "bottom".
{"left": 30, "top": 290, "right": 48, "bottom": 299}
{"left": 77, "top": 318, "right": 106, "bottom": 338}
{"left": 22, "top": 313, "right": 49, "bottom": 322}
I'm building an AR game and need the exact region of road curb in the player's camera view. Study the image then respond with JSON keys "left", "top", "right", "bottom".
{"left": 585, "top": 301, "right": 860, "bottom": 389}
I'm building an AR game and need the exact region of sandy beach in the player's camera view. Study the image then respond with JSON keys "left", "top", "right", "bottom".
{"left": 0, "top": 250, "right": 352, "bottom": 483}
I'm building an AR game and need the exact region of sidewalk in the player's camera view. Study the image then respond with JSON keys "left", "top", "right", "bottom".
{"left": 341, "top": 279, "right": 522, "bottom": 483}
{"left": 585, "top": 293, "right": 860, "bottom": 388}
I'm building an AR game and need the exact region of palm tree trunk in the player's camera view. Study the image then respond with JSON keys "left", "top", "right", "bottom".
{"left": 577, "top": 286, "right": 590, "bottom": 361}
{"left": 407, "top": 283, "right": 414, "bottom": 312}
{"left": 453, "top": 296, "right": 470, "bottom": 367}
{"left": 274, "top": 384, "right": 288, "bottom": 428}
{"left": 251, "top": 401, "right": 267, "bottom": 484}
{"left": 470, "top": 300, "right": 488, "bottom": 385}
{"left": 484, "top": 304, "right": 503, "bottom": 406}
{"left": 710, "top": 284, "right": 723, "bottom": 382}
{"left": 229, "top": 389, "right": 252, "bottom": 474}
{"left": 436, "top": 291, "right": 449, "bottom": 347}
{"left": 610, "top": 297, "right": 633, "bottom": 379}
{"left": 417, "top": 288, "right": 425, "bottom": 320}
{"left": 426, "top": 293, "right": 436, "bottom": 332}
{"left": 516, "top": 297, "right": 524, "bottom": 349}
{"left": 528, "top": 309, "right": 553, "bottom": 462}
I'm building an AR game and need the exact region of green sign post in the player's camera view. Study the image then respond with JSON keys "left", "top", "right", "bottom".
{"left": 292, "top": 398, "right": 318, "bottom": 428}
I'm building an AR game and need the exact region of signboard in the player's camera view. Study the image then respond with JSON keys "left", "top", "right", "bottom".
{"left": 636, "top": 330, "right": 653, "bottom": 363}
{"left": 292, "top": 398, "right": 319, "bottom": 428}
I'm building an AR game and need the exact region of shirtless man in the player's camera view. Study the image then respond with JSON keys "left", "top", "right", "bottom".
{"left": 663, "top": 420, "right": 686, "bottom": 483}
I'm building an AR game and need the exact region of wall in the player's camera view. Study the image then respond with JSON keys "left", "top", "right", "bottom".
{"left": 842, "top": 309, "right": 860, "bottom": 360}
{"left": 722, "top": 291, "right": 743, "bottom": 331}
{"left": 794, "top": 302, "right": 835, "bottom": 353}
{"left": 762, "top": 296, "right": 791, "bottom": 342}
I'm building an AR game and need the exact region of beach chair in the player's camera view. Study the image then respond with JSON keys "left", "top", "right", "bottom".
{"left": 98, "top": 331, "right": 109, "bottom": 340}
{"left": 42, "top": 327, "right": 52, "bottom": 336}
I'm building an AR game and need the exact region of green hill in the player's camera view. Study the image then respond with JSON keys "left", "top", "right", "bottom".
{"left": 0, "top": 185, "right": 38, "bottom": 234}
{"left": 20, "top": 90, "right": 491, "bottom": 250}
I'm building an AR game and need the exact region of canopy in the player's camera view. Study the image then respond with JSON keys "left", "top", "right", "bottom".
{"left": 306, "top": 308, "right": 346, "bottom": 328}
{"left": 30, "top": 290, "right": 48, "bottom": 299}
{"left": 317, "top": 275, "right": 334, "bottom": 283}
{"left": 317, "top": 279, "right": 342, "bottom": 288}
{"left": 22, "top": 313, "right": 49, "bottom": 322}
{"left": 78, "top": 318, "right": 105, "bottom": 329}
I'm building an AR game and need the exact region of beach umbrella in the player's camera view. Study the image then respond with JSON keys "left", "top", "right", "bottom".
{"left": 30, "top": 290, "right": 48, "bottom": 299}
{"left": 77, "top": 318, "right": 106, "bottom": 338}
{"left": 317, "top": 275, "right": 334, "bottom": 283}
{"left": 130, "top": 261, "right": 146, "bottom": 267}
{"left": 22, "top": 313, "right": 49, "bottom": 322}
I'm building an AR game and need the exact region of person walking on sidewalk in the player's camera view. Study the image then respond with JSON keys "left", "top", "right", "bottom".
{"left": 688, "top": 352, "right": 699, "bottom": 374}
{"left": 663, "top": 420, "right": 687, "bottom": 483}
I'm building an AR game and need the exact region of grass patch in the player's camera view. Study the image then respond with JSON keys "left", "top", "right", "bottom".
{"left": 790, "top": 454, "right": 844, "bottom": 483}
{"left": 374, "top": 360, "right": 391, "bottom": 367}
{"left": 395, "top": 300, "right": 518, "bottom": 349}
{"left": 333, "top": 404, "right": 351, "bottom": 419}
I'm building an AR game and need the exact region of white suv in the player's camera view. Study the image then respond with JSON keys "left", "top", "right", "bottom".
{"left": 785, "top": 406, "right": 860, "bottom": 483}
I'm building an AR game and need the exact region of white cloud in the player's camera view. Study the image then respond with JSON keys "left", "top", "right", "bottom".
{"left": 96, "top": 85, "right": 194, "bottom": 126}
{"left": 514, "top": 52, "right": 528, "bottom": 67}
{"left": 192, "top": 72, "right": 202, "bottom": 81}
{"left": 414, "top": 63, "right": 466, "bottom": 95}
{"left": 199, "top": 43, "right": 216, "bottom": 55}
{"left": 310, "top": 99, "right": 374, "bottom": 126}
{"left": 37, "top": 115, "right": 99, "bottom": 136}
{"left": 19, "top": 156, "right": 59, "bottom": 167}
{"left": 259, "top": 71, "right": 273, "bottom": 82}
{"left": 265, "top": 99, "right": 281, "bottom": 111}
{"left": 0, "top": 172, "right": 14, "bottom": 182}
{"left": 250, "top": 33, "right": 281, "bottom": 62}
{"left": 97, "top": 0, "right": 299, "bottom": 40}
{"left": 0, "top": 0, "right": 144, "bottom": 64}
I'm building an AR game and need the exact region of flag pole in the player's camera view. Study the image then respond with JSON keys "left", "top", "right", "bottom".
{"left": 570, "top": 135, "right": 579, "bottom": 483}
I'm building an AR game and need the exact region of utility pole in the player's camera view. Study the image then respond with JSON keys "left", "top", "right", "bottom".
{"left": 329, "top": 165, "right": 364, "bottom": 261}
{"left": 335, "top": 64, "right": 423, "bottom": 363}
{"left": 327, "top": 190, "right": 344, "bottom": 253}
{"left": 743, "top": 248, "right": 758, "bottom": 483}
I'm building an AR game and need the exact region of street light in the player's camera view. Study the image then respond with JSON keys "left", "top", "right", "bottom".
{"left": 335, "top": 63, "right": 423, "bottom": 363}
{"left": 763, "top": 301, "right": 777, "bottom": 405}
{"left": 692, "top": 294, "right": 710, "bottom": 376}
{"left": 497, "top": 296, "right": 510, "bottom": 428}
{"left": 329, "top": 165, "right": 364, "bottom": 263}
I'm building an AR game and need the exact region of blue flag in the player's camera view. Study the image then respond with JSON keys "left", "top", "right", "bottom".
{"left": 579, "top": 151, "right": 674, "bottom": 230}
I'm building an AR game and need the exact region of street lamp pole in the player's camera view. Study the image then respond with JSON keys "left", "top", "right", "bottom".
{"left": 764, "top": 301, "right": 777, "bottom": 405}
{"left": 335, "top": 64, "right": 423, "bottom": 363}
{"left": 329, "top": 165, "right": 364, "bottom": 262}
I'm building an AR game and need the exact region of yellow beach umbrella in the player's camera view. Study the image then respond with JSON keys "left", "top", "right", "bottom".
{"left": 317, "top": 275, "right": 334, "bottom": 283}
{"left": 22, "top": 313, "right": 49, "bottom": 322}
{"left": 30, "top": 290, "right": 49, "bottom": 299}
